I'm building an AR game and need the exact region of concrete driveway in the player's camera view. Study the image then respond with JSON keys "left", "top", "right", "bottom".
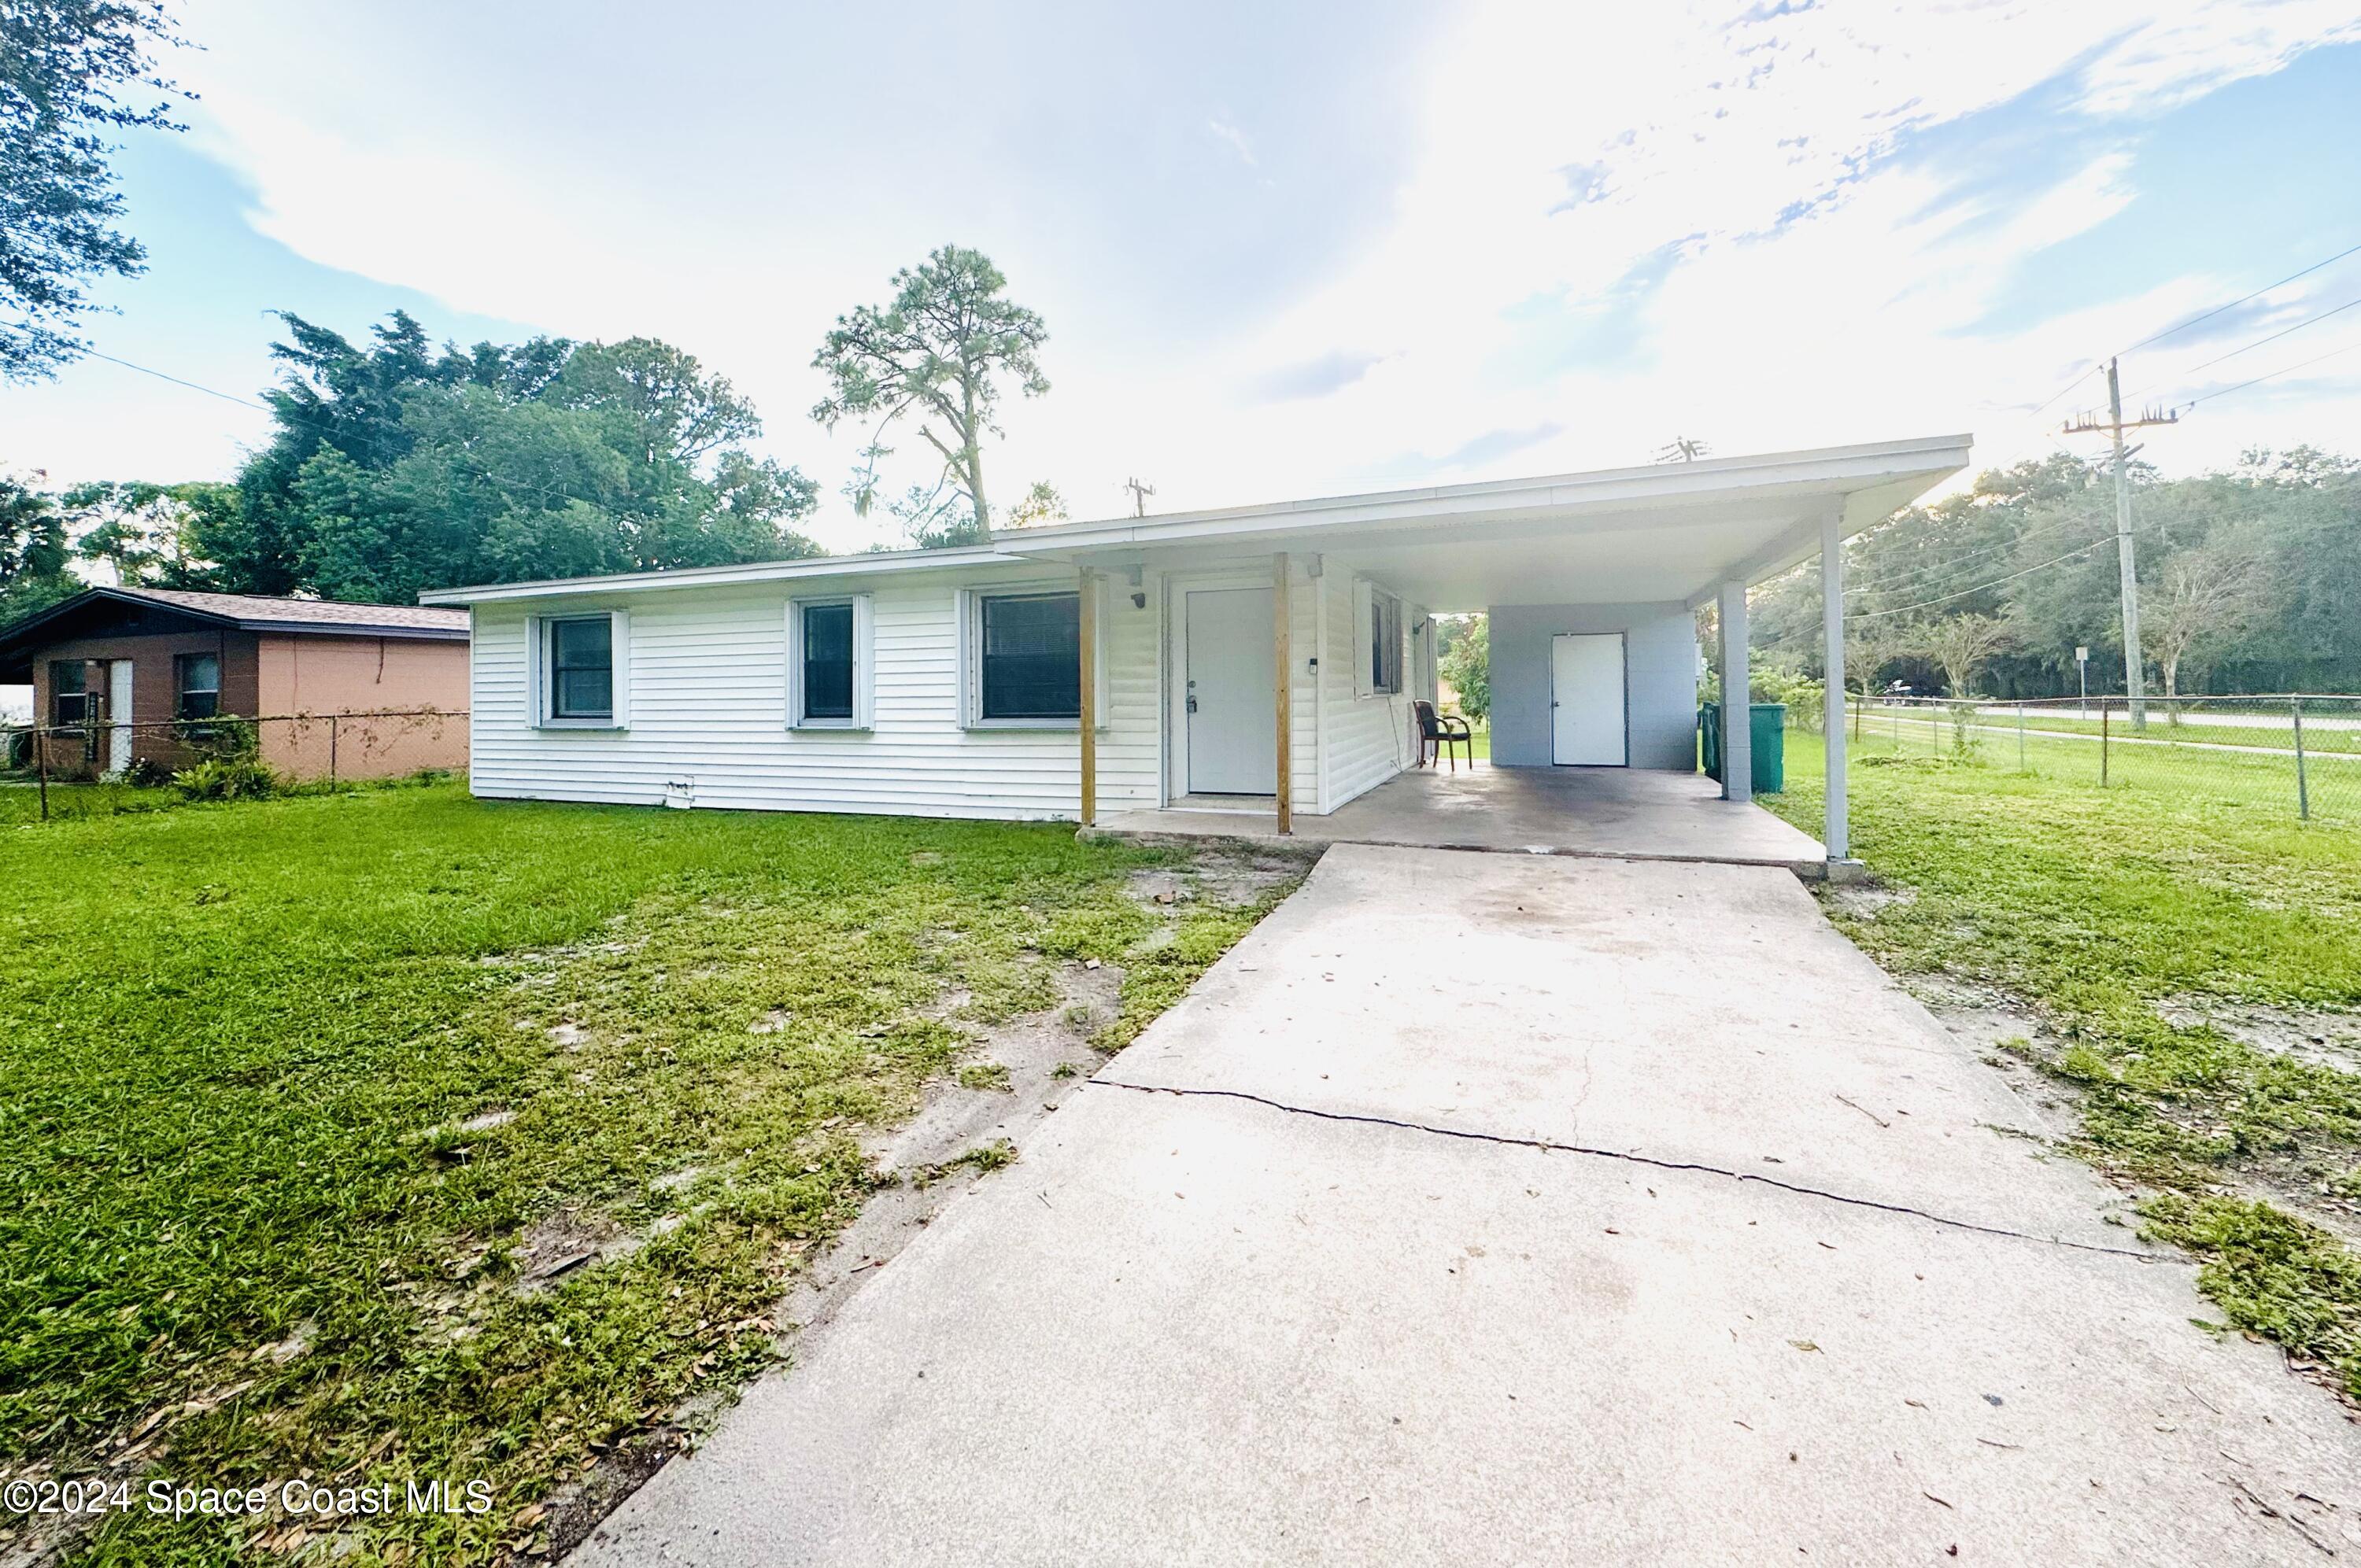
{"left": 575, "top": 845, "right": 2359, "bottom": 1565}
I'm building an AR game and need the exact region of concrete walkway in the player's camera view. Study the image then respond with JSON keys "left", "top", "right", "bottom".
{"left": 574, "top": 846, "right": 2359, "bottom": 1566}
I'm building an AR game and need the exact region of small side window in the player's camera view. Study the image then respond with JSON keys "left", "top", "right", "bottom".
{"left": 547, "top": 616, "right": 613, "bottom": 721}
{"left": 800, "top": 601, "right": 855, "bottom": 721}
{"left": 50, "top": 661, "right": 89, "bottom": 726}
{"left": 176, "top": 653, "right": 221, "bottom": 720}
{"left": 1368, "top": 588, "right": 1402, "bottom": 695}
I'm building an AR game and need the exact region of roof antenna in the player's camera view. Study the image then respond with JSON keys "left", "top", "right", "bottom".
{"left": 1121, "top": 477, "right": 1155, "bottom": 517}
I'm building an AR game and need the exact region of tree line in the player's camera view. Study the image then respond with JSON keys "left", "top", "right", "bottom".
{"left": 1750, "top": 447, "right": 2361, "bottom": 699}
{"left": 0, "top": 245, "right": 1066, "bottom": 624}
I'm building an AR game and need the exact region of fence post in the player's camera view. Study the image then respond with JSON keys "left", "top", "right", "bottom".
{"left": 35, "top": 726, "right": 50, "bottom": 822}
{"left": 2293, "top": 698, "right": 2310, "bottom": 822}
{"left": 2101, "top": 700, "right": 2111, "bottom": 787}
{"left": 329, "top": 714, "right": 338, "bottom": 786}
{"left": 2016, "top": 703, "right": 2027, "bottom": 772}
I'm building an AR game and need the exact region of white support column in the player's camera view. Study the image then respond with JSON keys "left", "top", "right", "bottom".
{"left": 1820, "top": 510, "right": 1854, "bottom": 869}
{"left": 1718, "top": 577, "right": 1751, "bottom": 802}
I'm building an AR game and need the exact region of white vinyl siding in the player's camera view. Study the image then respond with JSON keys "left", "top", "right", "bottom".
{"left": 1321, "top": 570, "right": 1416, "bottom": 811}
{"left": 468, "top": 565, "right": 1156, "bottom": 820}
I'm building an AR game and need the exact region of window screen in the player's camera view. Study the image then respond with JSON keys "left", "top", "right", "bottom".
{"left": 549, "top": 616, "right": 613, "bottom": 719}
{"left": 1369, "top": 590, "right": 1402, "bottom": 695}
{"left": 801, "top": 601, "right": 855, "bottom": 721}
{"left": 50, "top": 661, "right": 88, "bottom": 726}
{"left": 979, "top": 592, "right": 1081, "bottom": 720}
{"left": 177, "top": 653, "right": 221, "bottom": 720}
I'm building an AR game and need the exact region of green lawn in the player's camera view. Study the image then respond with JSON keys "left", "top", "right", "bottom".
{"left": 0, "top": 785, "right": 1292, "bottom": 1562}
{"left": 1845, "top": 707, "right": 2360, "bottom": 822}
{"left": 1764, "top": 730, "right": 2361, "bottom": 1400}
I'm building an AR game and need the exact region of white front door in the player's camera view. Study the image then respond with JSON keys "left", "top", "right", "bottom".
{"left": 1185, "top": 587, "right": 1277, "bottom": 795}
{"left": 1550, "top": 633, "right": 1627, "bottom": 766}
{"left": 106, "top": 659, "right": 135, "bottom": 774}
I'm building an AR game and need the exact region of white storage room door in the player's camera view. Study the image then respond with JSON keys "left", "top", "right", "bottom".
{"left": 1550, "top": 633, "right": 1627, "bottom": 766}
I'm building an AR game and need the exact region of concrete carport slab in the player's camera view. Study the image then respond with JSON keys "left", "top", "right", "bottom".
{"left": 572, "top": 846, "right": 2360, "bottom": 1566}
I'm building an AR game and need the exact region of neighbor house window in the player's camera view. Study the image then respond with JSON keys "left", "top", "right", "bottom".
{"left": 977, "top": 591, "right": 1080, "bottom": 721}
{"left": 1368, "top": 587, "right": 1403, "bottom": 695}
{"left": 547, "top": 614, "right": 614, "bottom": 721}
{"left": 176, "top": 653, "right": 221, "bottom": 720}
{"left": 801, "top": 601, "right": 855, "bottom": 720}
{"left": 50, "top": 661, "right": 89, "bottom": 726}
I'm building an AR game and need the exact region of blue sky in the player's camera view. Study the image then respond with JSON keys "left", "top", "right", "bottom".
{"left": 6, "top": 1, "right": 2360, "bottom": 553}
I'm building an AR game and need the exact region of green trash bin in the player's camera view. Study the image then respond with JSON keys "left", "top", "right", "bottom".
{"left": 1698, "top": 702, "right": 1786, "bottom": 794}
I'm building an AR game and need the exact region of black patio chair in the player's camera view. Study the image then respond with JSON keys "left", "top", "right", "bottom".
{"left": 1413, "top": 700, "right": 1473, "bottom": 772}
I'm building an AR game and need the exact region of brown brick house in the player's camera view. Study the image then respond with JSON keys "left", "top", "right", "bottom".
{"left": 2, "top": 588, "right": 471, "bottom": 780}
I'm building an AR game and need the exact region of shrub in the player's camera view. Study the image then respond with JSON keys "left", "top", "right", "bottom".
{"left": 170, "top": 718, "right": 279, "bottom": 800}
{"left": 172, "top": 754, "right": 280, "bottom": 801}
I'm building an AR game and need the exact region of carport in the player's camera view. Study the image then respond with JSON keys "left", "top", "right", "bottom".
{"left": 1004, "top": 434, "right": 1972, "bottom": 875}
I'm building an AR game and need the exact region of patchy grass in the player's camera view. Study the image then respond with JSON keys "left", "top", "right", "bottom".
{"left": 1765, "top": 735, "right": 2361, "bottom": 1401}
{"left": 0, "top": 784, "right": 1295, "bottom": 1563}
{"left": 0, "top": 769, "right": 461, "bottom": 826}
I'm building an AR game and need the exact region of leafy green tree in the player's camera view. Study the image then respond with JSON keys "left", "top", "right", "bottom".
{"left": 811, "top": 245, "right": 1048, "bottom": 546}
{"left": 1, "top": 0, "right": 187, "bottom": 378}
{"left": 0, "top": 473, "right": 73, "bottom": 622}
{"left": 1438, "top": 614, "right": 1489, "bottom": 722}
{"left": 56, "top": 478, "right": 220, "bottom": 585}
{"left": 1005, "top": 480, "right": 1068, "bottom": 529}
{"left": 223, "top": 313, "right": 822, "bottom": 602}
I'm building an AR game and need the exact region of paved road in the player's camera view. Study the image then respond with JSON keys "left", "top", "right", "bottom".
{"left": 574, "top": 845, "right": 2359, "bottom": 1566}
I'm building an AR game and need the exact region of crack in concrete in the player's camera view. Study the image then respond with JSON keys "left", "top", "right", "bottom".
{"left": 1087, "top": 1079, "right": 2176, "bottom": 1264}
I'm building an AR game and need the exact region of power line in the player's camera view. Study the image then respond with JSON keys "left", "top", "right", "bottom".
{"left": 2117, "top": 238, "right": 2361, "bottom": 356}
{"left": 2016, "top": 236, "right": 2361, "bottom": 425}
{"left": 2135, "top": 292, "right": 2361, "bottom": 394}
{"left": 74, "top": 346, "right": 626, "bottom": 521}
{"left": 1847, "top": 536, "right": 2120, "bottom": 621}
{"left": 2178, "top": 338, "right": 2361, "bottom": 411}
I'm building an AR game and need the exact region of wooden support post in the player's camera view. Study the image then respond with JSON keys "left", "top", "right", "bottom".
{"left": 1273, "top": 552, "right": 1292, "bottom": 836}
{"left": 1077, "top": 566, "right": 1097, "bottom": 828}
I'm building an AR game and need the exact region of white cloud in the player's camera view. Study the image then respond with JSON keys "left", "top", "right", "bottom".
{"left": 18, "top": 0, "right": 2361, "bottom": 540}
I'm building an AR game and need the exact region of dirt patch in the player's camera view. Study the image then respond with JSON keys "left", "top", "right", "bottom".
{"left": 2156, "top": 996, "right": 2361, "bottom": 1075}
{"left": 1827, "top": 881, "right": 1916, "bottom": 921}
{"left": 512, "top": 1206, "right": 637, "bottom": 1293}
{"left": 1126, "top": 843, "right": 1318, "bottom": 910}
{"left": 1901, "top": 976, "right": 2085, "bottom": 1142}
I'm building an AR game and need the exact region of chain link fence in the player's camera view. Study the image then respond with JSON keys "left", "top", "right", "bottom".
{"left": 2, "top": 710, "right": 467, "bottom": 822}
{"left": 1842, "top": 694, "right": 2359, "bottom": 825}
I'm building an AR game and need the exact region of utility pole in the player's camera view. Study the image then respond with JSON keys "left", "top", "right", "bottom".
{"left": 1121, "top": 477, "right": 1155, "bottom": 518}
{"left": 2064, "top": 358, "right": 2176, "bottom": 730}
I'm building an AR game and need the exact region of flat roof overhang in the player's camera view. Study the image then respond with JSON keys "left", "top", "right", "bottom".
{"left": 1003, "top": 434, "right": 1970, "bottom": 612}
{"left": 417, "top": 435, "right": 1969, "bottom": 611}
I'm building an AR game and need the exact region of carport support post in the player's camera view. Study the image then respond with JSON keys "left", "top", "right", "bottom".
{"left": 1820, "top": 510, "right": 1853, "bottom": 867}
{"left": 1273, "top": 552, "right": 1292, "bottom": 835}
{"left": 1077, "top": 566, "right": 1097, "bottom": 828}
{"left": 1716, "top": 578, "right": 1751, "bottom": 801}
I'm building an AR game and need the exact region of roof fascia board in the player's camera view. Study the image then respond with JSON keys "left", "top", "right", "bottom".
{"left": 1005, "top": 438, "right": 1972, "bottom": 559}
{"left": 0, "top": 585, "right": 243, "bottom": 650}
{"left": 418, "top": 545, "right": 1022, "bottom": 605}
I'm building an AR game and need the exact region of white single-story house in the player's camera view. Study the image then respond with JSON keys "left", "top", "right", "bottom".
{"left": 419, "top": 436, "right": 1969, "bottom": 872}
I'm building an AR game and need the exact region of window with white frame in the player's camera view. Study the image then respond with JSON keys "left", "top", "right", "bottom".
{"left": 1366, "top": 585, "right": 1402, "bottom": 695}
{"left": 534, "top": 611, "right": 627, "bottom": 726}
{"left": 970, "top": 589, "right": 1081, "bottom": 722}
{"left": 787, "top": 594, "right": 872, "bottom": 729}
